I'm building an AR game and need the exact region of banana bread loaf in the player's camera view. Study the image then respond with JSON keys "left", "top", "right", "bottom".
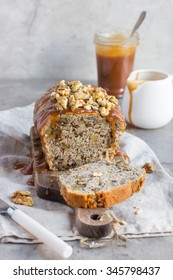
{"left": 58, "top": 159, "right": 146, "bottom": 208}
{"left": 34, "top": 80, "right": 126, "bottom": 171}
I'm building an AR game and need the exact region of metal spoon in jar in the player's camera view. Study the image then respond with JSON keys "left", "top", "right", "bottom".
{"left": 130, "top": 11, "right": 147, "bottom": 37}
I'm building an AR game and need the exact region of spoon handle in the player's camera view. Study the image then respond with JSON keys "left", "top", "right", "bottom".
{"left": 130, "top": 11, "right": 147, "bottom": 37}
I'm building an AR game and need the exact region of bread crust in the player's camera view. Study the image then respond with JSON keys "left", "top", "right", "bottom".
{"left": 60, "top": 168, "right": 146, "bottom": 208}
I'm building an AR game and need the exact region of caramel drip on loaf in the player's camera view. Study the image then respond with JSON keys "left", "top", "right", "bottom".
{"left": 115, "top": 147, "right": 130, "bottom": 164}
{"left": 105, "top": 105, "right": 125, "bottom": 139}
{"left": 34, "top": 88, "right": 58, "bottom": 132}
{"left": 33, "top": 81, "right": 126, "bottom": 142}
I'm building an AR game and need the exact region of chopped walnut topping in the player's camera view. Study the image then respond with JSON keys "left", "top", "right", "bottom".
{"left": 142, "top": 162, "right": 154, "bottom": 174}
{"left": 50, "top": 91, "right": 56, "bottom": 97}
{"left": 56, "top": 80, "right": 70, "bottom": 96}
{"left": 51, "top": 80, "right": 118, "bottom": 117}
{"left": 11, "top": 190, "right": 34, "bottom": 207}
{"left": 107, "top": 95, "right": 118, "bottom": 104}
{"left": 71, "top": 99, "right": 85, "bottom": 111}
{"left": 68, "top": 95, "right": 76, "bottom": 107}
{"left": 74, "top": 90, "right": 91, "bottom": 100}
{"left": 84, "top": 104, "right": 91, "bottom": 110}
{"left": 97, "top": 98, "right": 107, "bottom": 107}
{"left": 55, "top": 96, "right": 68, "bottom": 111}
{"left": 99, "top": 107, "right": 109, "bottom": 117}
{"left": 68, "top": 80, "right": 83, "bottom": 92}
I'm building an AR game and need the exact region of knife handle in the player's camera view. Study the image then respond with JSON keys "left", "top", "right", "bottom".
{"left": 7, "top": 207, "right": 72, "bottom": 259}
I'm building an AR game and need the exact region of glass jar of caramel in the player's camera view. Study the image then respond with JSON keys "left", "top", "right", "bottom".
{"left": 94, "top": 29, "right": 139, "bottom": 98}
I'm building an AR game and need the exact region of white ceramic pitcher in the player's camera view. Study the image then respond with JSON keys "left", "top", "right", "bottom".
{"left": 122, "top": 69, "right": 173, "bottom": 129}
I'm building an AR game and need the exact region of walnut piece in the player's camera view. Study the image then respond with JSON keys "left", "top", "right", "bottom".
{"left": 142, "top": 162, "right": 154, "bottom": 174}
{"left": 99, "top": 107, "right": 109, "bottom": 117}
{"left": 11, "top": 190, "right": 34, "bottom": 207}
{"left": 71, "top": 99, "right": 85, "bottom": 111}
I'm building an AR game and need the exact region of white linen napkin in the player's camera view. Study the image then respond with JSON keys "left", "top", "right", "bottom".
{"left": 0, "top": 103, "right": 173, "bottom": 243}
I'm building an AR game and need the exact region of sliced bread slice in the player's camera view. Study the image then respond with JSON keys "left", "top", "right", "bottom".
{"left": 58, "top": 159, "right": 146, "bottom": 208}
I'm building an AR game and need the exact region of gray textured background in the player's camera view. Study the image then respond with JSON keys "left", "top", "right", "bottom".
{"left": 0, "top": 0, "right": 173, "bottom": 80}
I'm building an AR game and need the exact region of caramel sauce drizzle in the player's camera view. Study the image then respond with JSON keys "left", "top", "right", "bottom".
{"left": 20, "top": 159, "right": 34, "bottom": 175}
{"left": 35, "top": 162, "right": 49, "bottom": 172}
{"left": 14, "top": 160, "right": 34, "bottom": 186}
{"left": 127, "top": 73, "right": 145, "bottom": 126}
{"left": 13, "top": 162, "right": 26, "bottom": 170}
{"left": 105, "top": 105, "right": 125, "bottom": 139}
{"left": 13, "top": 136, "right": 49, "bottom": 186}
{"left": 115, "top": 147, "right": 130, "bottom": 164}
{"left": 34, "top": 87, "right": 126, "bottom": 143}
{"left": 13, "top": 160, "right": 33, "bottom": 175}
{"left": 127, "top": 82, "right": 137, "bottom": 126}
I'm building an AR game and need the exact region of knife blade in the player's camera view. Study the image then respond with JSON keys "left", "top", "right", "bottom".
{"left": 0, "top": 198, "right": 72, "bottom": 259}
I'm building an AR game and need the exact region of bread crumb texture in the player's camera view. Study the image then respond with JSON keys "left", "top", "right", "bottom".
{"left": 59, "top": 159, "right": 146, "bottom": 208}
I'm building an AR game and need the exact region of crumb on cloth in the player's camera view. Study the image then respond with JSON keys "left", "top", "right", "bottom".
{"left": 142, "top": 162, "right": 154, "bottom": 174}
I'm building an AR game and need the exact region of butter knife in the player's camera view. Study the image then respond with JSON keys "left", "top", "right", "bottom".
{"left": 0, "top": 199, "right": 72, "bottom": 259}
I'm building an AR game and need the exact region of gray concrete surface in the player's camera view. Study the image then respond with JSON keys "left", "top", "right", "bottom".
{"left": 0, "top": 0, "right": 173, "bottom": 80}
